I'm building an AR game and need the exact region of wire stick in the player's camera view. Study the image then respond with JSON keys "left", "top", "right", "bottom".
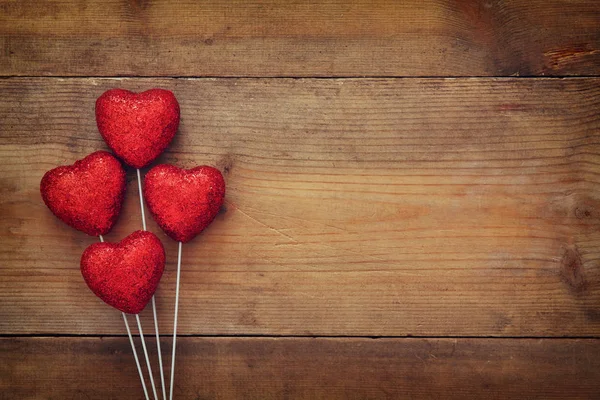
{"left": 136, "top": 315, "right": 159, "bottom": 400}
{"left": 123, "top": 312, "right": 150, "bottom": 400}
{"left": 137, "top": 169, "right": 147, "bottom": 231}
{"left": 152, "top": 297, "right": 167, "bottom": 400}
{"left": 169, "top": 241, "right": 182, "bottom": 400}
{"left": 137, "top": 168, "right": 166, "bottom": 399}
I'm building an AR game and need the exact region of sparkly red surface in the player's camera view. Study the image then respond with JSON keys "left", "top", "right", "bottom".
{"left": 95, "top": 89, "right": 180, "bottom": 169}
{"left": 144, "top": 164, "right": 226, "bottom": 243}
{"left": 81, "top": 230, "right": 165, "bottom": 314}
{"left": 40, "top": 151, "right": 126, "bottom": 236}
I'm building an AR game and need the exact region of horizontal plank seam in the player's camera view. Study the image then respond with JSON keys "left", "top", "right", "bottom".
{"left": 2, "top": 334, "right": 600, "bottom": 340}
{"left": 1, "top": 75, "right": 600, "bottom": 80}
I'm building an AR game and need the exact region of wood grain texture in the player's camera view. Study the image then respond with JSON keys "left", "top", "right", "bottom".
{"left": 1, "top": 78, "right": 599, "bottom": 336}
{"left": 1, "top": 337, "right": 599, "bottom": 399}
{"left": 1, "top": 0, "right": 599, "bottom": 77}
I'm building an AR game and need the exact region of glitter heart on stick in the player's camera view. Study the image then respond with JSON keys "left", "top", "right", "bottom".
{"left": 96, "top": 88, "right": 180, "bottom": 399}
{"left": 41, "top": 152, "right": 154, "bottom": 399}
{"left": 83, "top": 231, "right": 166, "bottom": 400}
{"left": 95, "top": 89, "right": 180, "bottom": 169}
{"left": 81, "top": 230, "right": 165, "bottom": 315}
{"left": 143, "top": 164, "right": 226, "bottom": 400}
{"left": 40, "top": 151, "right": 126, "bottom": 237}
{"left": 143, "top": 165, "right": 226, "bottom": 243}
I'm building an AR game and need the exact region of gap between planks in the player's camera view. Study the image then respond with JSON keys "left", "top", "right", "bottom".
{"left": 2, "top": 75, "right": 600, "bottom": 80}
{"left": 2, "top": 334, "right": 600, "bottom": 340}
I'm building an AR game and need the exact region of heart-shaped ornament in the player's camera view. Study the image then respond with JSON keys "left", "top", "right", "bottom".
{"left": 40, "top": 151, "right": 126, "bottom": 236}
{"left": 144, "top": 165, "right": 226, "bottom": 243}
{"left": 95, "top": 89, "right": 180, "bottom": 169}
{"left": 81, "top": 230, "right": 165, "bottom": 314}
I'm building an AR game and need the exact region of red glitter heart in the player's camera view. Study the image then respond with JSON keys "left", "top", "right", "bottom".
{"left": 81, "top": 230, "right": 165, "bottom": 314}
{"left": 144, "top": 165, "right": 226, "bottom": 243}
{"left": 40, "top": 151, "right": 126, "bottom": 236}
{"left": 95, "top": 89, "right": 180, "bottom": 169}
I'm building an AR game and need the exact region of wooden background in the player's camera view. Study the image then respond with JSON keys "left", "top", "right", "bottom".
{"left": 1, "top": 1, "right": 599, "bottom": 398}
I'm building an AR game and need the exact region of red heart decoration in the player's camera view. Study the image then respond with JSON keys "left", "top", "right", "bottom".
{"left": 144, "top": 165, "right": 226, "bottom": 243}
{"left": 40, "top": 151, "right": 126, "bottom": 236}
{"left": 95, "top": 89, "right": 180, "bottom": 169}
{"left": 81, "top": 230, "right": 165, "bottom": 314}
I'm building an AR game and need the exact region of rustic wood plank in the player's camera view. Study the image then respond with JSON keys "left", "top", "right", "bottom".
{"left": 0, "top": 77, "right": 599, "bottom": 336}
{"left": 1, "top": 0, "right": 599, "bottom": 77}
{"left": 1, "top": 337, "right": 599, "bottom": 399}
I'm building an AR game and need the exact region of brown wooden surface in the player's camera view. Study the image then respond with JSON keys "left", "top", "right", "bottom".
{"left": 1, "top": 78, "right": 599, "bottom": 337}
{"left": 2, "top": 337, "right": 599, "bottom": 400}
{"left": 2, "top": 0, "right": 600, "bottom": 398}
{"left": 1, "top": 0, "right": 600, "bottom": 77}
